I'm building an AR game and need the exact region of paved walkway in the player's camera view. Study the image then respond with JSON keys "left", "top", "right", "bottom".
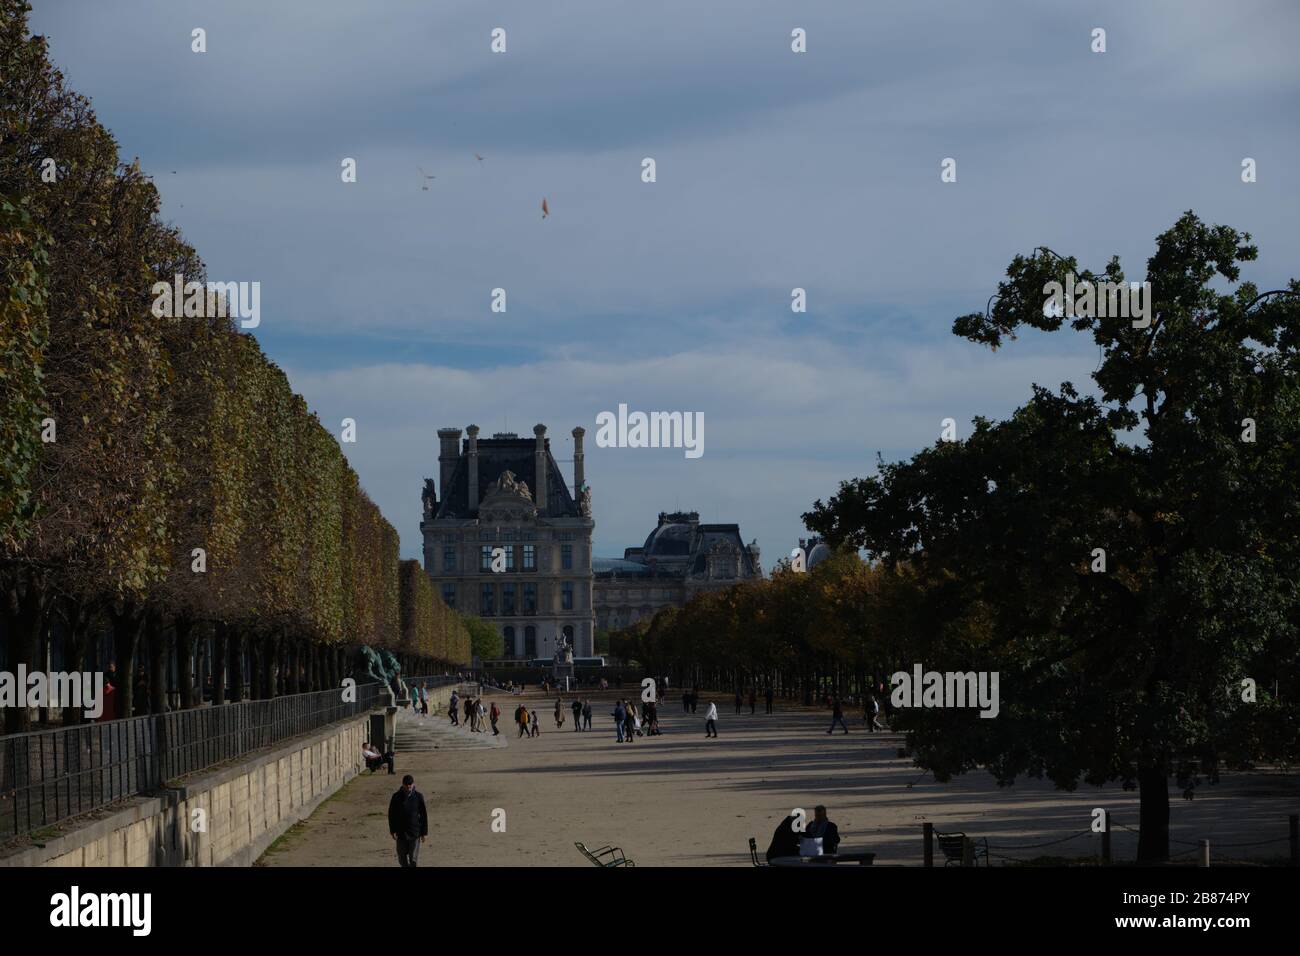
{"left": 259, "top": 690, "right": 1299, "bottom": 867}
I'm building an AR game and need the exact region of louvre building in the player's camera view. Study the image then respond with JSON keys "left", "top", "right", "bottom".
{"left": 593, "top": 511, "right": 763, "bottom": 632}
{"left": 421, "top": 424, "right": 595, "bottom": 659}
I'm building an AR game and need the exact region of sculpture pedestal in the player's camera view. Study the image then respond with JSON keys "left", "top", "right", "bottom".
{"left": 552, "top": 662, "right": 575, "bottom": 691}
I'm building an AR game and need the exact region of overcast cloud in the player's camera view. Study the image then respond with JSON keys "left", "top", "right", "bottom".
{"left": 29, "top": 0, "right": 1300, "bottom": 561}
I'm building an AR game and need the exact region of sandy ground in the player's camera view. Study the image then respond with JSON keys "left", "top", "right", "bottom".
{"left": 260, "top": 689, "right": 1299, "bottom": 867}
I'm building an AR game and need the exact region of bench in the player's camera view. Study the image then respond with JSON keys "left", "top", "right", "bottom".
{"left": 575, "top": 842, "right": 636, "bottom": 867}
{"left": 935, "top": 830, "right": 990, "bottom": 866}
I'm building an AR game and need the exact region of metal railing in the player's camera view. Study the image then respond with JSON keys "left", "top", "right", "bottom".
{"left": 0, "top": 682, "right": 386, "bottom": 839}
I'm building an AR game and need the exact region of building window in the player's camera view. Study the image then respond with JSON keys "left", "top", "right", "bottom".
{"left": 480, "top": 545, "right": 493, "bottom": 572}
{"left": 562, "top": 581, "right": 574, "bottom": 611}
{"left": 503, "top": 626, "right": 515, "bottom": 658}
{"left": 561, "top": 544, "right": 573, "bottom": 570}
{"left": 523, "top": 544, "right": 536, "bottom": 571}
{"left": 502, "top": 583, "right": 516, "bottom": 616}
{"left": 524, "top": 625, "right": 537, "bottom": 658}
{"left": 443, "top": 546, "right": 456, "bottom": 572}
{"left": 523, "top": 583, "right": 537, "bottom": 615}
{"left": 480, "top": 584, "right": 495, "bottom": 616}
{"left": 504, "top": 545, "right": 515, "bottom": 572}
{"left": 441, "top": 584, "right": 456, "bottom": 609}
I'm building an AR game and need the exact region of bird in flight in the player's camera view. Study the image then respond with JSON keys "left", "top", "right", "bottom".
{"left": 418, "top": 167, "right": 436, "bottom": 190}
{"left": 474, "top": 153, "right": 484, "bottom": 162}
{"left": 541, "top": 197, "right": 549, "bottom": 218}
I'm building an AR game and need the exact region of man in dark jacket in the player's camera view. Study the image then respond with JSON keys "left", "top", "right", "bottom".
{"left": 388, "top": 775, "right": 429, "bottom": 867}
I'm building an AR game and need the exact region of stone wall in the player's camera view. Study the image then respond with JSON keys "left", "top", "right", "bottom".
{"left": 0, "top": 683, "right": 472, "bottom": 868}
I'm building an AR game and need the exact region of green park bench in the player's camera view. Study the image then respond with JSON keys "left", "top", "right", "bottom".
{"left": 574, "top": 842, "right": 635, "bottom": 867}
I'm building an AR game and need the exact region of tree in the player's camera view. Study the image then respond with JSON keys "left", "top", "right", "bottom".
{"left": 460, "top": 614, "right": 500, "bottom": 663}
{"left": 806, "top": 212, "right": 1300, "bottom": 861}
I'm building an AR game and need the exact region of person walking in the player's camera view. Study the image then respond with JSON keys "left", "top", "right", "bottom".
{"left": 582, "top": 699, "right": 592, "bottom": 731}
{"left": 388, "top": 774, "right": 428, "bottom": 868}
{"left": 449, "top": 690, "right": 460, "bottom": 726}
{"left": 867, "top": 693, "right": 884, "bottom": 732}
{"left": 748, "top": 689, "right": 756, "bottom": 714}
{"left": 571, "top": 698, "right": 582, "bottom": 730}
{"left": 828, "top": 697, "right": 849, "bottom": 735}
{"left": 517, "top": 703, "right": 529, "bottom": 738}
{"left": 554, "top": 697, "right": 564, "bottom": 729}
{"left": 764, "top": 686, "right": 774, "bottom": 714}
{"left": 530, "top": 708, "right": 541, "bottom": 737}
{"left": 489, "top": 700, "right": 501, "bottom": 735}
{"left": 734, "top": 690, "right": 743, "bottom": 715}
{"left": 612, "top": 699, "right": 626, "bottom": 742}
{"left": 476, "top": 698, "right": 487, "bottom": 732}
{"left": 704, "top": 700, "right": 718, "bottom": 738}
{"left": 623, "top": 700, "right": 637, "bottom": 743}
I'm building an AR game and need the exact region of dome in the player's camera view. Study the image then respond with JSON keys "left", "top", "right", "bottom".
{"left": 807, "top": 541, "right": 832, "bottom": 570}
{"left": 642, "top": 522, "right": 693, "bottom": 557}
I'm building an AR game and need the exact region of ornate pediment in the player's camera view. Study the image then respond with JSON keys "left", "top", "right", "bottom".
{"left": 479, "top": 469, "right": 536, "bottom": 521}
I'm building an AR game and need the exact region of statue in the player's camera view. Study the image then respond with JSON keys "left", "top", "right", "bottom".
{"left": 350, "top": 645, "right": 406, "bottom": 700}
{"left": 578, "top": 484, "right": 592, "bottom": 517}
{"left": 422, "top": 478, "right": 437, "bottom": 518}
{"left": 495, "top": 470, "right": 530, "bottom": 499}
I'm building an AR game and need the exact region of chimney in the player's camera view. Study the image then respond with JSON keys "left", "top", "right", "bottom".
{"left": 533, "top": 424, "right": 548, "bottom": 512}
{"left": 572, "top": 426, "right": 585, "bottom": 493}
{"left": 437, "top": 427, "right": 461, "bottom": 501}
{"left": 466, "top": 425, "right": 480, "bottom": 512}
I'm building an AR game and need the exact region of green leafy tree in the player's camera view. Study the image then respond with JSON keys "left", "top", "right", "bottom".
{"left": 806, "top": 213, "right": 1300, "bottom": 861}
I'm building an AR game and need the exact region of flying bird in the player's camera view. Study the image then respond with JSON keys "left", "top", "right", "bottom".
{"left": 541, "top": 197, "right": 549, "bottom": 218}
{"left": 418, "top": 166, "right": 436, "bottom": 190}
{"left": 474, "top": 153, "right": 484, "bottom": 162}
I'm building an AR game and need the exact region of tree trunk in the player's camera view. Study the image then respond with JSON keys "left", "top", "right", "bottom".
{"left": 60, "top": 598, "right": 94, "bottom": 726}
{"left": 228, "top": 630, "right": 244, "bottom": 703}
{"left": 2, "top": 570, "right": 48, "bottom": 733}
{"left": 110, "top": 601, "right": 144, "bottom": 720}
{"left": 175, "top": 616, "right": 196, "bottom": 709}
{"left": 212, "top": 623, "right": 228, "bottom": 706}
{"left": 147, "top": 610, "right": 167, "bottom": 715}
{"left": 1136, "top": 764, "right": 1170, "bottom": 863}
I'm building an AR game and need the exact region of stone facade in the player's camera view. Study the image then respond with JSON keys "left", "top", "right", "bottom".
{"left": 421, "top": 424, "right": 595, "bottom": 659}
{"left": 593, "top": 511, "right": 762, "bottom": 632}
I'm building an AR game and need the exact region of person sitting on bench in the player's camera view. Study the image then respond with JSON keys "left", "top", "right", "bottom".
{"left": 362, "top": 741, "right": 394, "bottom": 774}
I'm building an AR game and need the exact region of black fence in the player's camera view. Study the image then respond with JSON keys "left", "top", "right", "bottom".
{"left": 0, "top": 682, "right": 390, "bottom": 840}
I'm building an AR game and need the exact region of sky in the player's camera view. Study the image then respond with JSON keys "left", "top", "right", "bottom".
{"left": 28, "top": 0, "right": 1300, "bottom": 565}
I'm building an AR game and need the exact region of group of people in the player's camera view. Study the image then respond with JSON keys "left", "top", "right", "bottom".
{"left": 447, "top": 689, "right": 495, "bottom": 733}
{"left": 732, "top": 686, "right": 777, "bottom": 715}
{"left": 824, "top": 692, "right": 886, "bottom": 733}
{"left": 561, "top": 697, "right": 595, "bottom": 731}
{"left": 610, "top": 698, "right": 665, "bottom": 741}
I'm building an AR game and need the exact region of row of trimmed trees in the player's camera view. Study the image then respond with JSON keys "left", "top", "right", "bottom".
{"left": 610, "top": 551, "right": 907, "bottom": 704}
{"left": 615, "top": 212, "right": 1300, "bottom": 862}
{"left": 0, "top": 1, "right": 469, "bottom": 732}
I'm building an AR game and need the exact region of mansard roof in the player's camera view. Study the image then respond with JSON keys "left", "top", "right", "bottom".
{"left": 598, "top": 516, "right": 760, "bottom": 580}
{"left": 435, "top": 435, "right": 579, "bottom": 520}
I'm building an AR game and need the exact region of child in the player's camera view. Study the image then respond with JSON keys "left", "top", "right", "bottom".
{"left": 530, "top": 709, "right": 541, "bottom": 737}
